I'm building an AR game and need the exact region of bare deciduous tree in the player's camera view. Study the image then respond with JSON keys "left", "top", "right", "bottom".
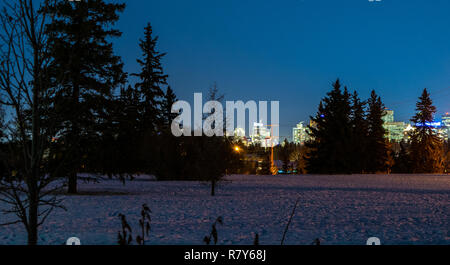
{"left": 0, "top": 0, "right": 66, "bottom": 245}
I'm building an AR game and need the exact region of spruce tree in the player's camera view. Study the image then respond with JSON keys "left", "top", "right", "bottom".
{"left": 350, "top": 91, "right": 368, "bottom": 173}
{"left": 128, "top": 23, "right": 169, "bottom": 175}
{"left": 410, "top": 89, "right": 444, "bottom": 173}
{"left": 46, "top": 0, "right": 126, "bottom": 193}
{"left": 132, "top": 23, "right": 168, "bottom": 134}
{"left": 366, "top": 90, "right": 388, "bottom": 173}
{"left": 306, "top": 79, "right": 353, "bottom": 174}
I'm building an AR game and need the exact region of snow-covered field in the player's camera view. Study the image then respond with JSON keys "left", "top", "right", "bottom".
{"left": 1, "top": 174, "right": 449, "bottom": 245}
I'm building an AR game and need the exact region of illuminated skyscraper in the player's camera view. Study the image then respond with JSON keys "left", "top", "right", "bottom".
{"left": 382, "top": 110, "right": 395, "bottom": 123}
{"left": 442, "top": 113, "right": 450, "bottom": 127}
{"left": 382, "top": 109, "right": 408, "bottom": 142}
{"left": 292, "top": 122, "right": 310, "bottom": 145}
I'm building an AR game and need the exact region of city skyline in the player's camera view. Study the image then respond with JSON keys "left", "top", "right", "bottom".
{"left": 292, "top": 109, "right": 450, "bottom": 145}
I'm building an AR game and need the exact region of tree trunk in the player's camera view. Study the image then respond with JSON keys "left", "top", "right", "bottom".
{"left": 68, "top": 172, "right": 78, "bottom": 194}
{"left": 27, "top": 191, "right": 39, "bottom": 245}
{"left": 27, "top": 163, "right": 39, "bottom": 245}
{"left": 28, "top": 27, "right": 40, "bottom": 245}
{"left": 68, "top": 77, "right": 80, "bottom": 194}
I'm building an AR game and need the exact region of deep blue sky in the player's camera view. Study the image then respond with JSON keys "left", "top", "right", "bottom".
{"left": 113, "top": 0, "right": 450, "bottom": 140}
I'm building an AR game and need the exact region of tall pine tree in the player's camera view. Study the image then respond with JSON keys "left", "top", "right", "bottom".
{"left": 46, "top": 0, "right": 126, "bottom": 193}
{"left": 350, "top": 91, "right": 368, "bottom": 173}
{"left": 366, "top": 90, "right": 389, "bottom": 173}
{"left": 132, "top": 23, "right": 168, "bottom": 134}
{"left": 127, "top": 23, "right": 169, "bottom": 175}
{"left": 306, "top": 79, "right": 353, "bottom": 174}
{"left": 410, "top": 89, "right": 444, "bottom": 173}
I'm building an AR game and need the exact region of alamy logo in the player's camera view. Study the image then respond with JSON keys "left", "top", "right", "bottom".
{"left": 171, "top": 93, "right": 279, "bottom": 140}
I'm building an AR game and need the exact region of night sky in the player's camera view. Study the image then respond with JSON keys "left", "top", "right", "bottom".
{"left": 109, "top": 1, "right": 449, "bottom": 139}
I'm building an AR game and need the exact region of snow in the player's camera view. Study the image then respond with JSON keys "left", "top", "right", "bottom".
{"left": 1, "top": 174, "right": 449, "bottom": 245}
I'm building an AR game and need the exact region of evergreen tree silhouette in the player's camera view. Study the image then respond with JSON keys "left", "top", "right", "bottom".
{"left": 409, "top": 89, "right": 444, "bottom": 173}
{"left": 132, "top": 22, "right": 168, "bottom": 134}
{"left": 350, "top": 91, "right": 368, "bottom": 173}
{"left": 306, "top": 79, "right": 353, "bottom": 174}
{"left": 46, "top": 0, "right": 126, "bottom": 193}
{"left": 366, "top": 90, "right": 388, "bottom": 173}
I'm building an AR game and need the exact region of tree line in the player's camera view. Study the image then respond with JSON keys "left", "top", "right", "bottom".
{"left": 302, "top": 79, "right": 446, "bottom": 174}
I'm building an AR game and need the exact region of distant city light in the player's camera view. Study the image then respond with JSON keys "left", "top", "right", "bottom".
{"left": 415, "top": 121, "right": 442, "bottom": 128}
